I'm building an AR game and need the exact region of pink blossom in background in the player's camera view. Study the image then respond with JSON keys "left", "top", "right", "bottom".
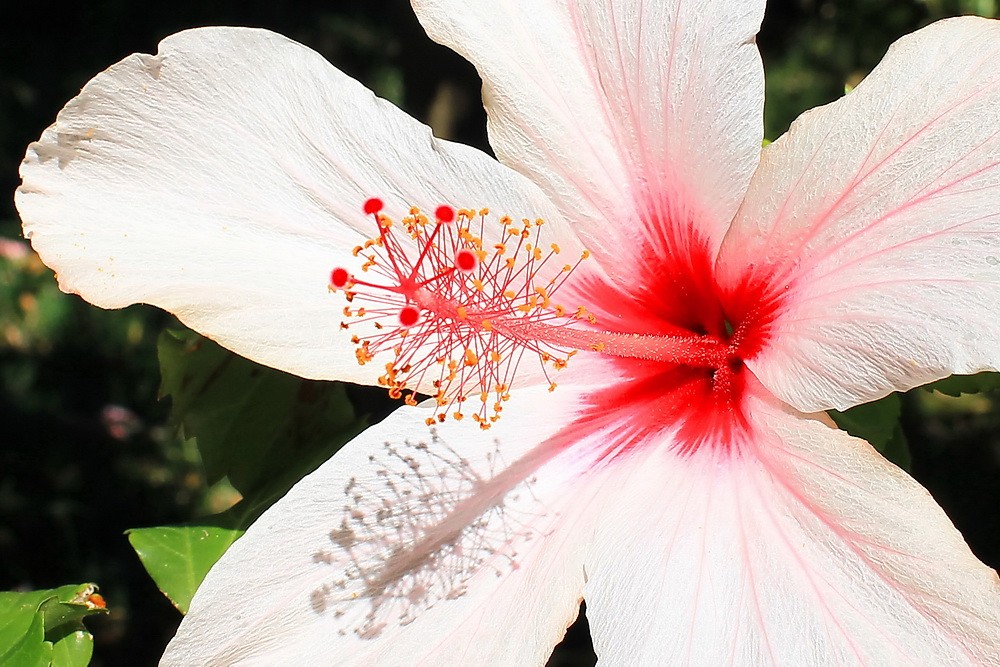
{"left": 15, "top": 1, "right": 1000, "bottom": 664}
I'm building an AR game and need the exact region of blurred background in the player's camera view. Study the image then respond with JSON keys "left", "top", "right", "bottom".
{"left": 2, "top": 1, "right": 999, "bottom": 664}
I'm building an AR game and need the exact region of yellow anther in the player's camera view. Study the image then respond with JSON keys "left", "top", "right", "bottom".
{"left": 464, "top": 348, "right": 478, "bottom": 366}
{"left": 548, "top": 383, "right": 557, "bottom": 392}
{"left": 457, "top": 306, "right": 468, "bottom": 320}
{"left": 551, "top": 243, "right": 561, "bottom": 254}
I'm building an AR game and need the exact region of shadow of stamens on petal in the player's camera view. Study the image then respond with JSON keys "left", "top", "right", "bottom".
{"left": 309, "top": 429, "right": 552, "bottom": 639}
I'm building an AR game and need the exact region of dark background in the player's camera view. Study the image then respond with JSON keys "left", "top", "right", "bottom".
{"left": 2, "top": 1, "right": 998, "bottom": 664}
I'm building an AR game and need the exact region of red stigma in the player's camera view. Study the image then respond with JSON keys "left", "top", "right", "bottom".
{"left": 435, "top": 205, "right": 455, "bottom": 223}
{"left": 363, "top": 198, "right": 384, "bottom": 215}
{"left": 330, "top": 267, "right": 351, "bottom": 289}
{"left": 455, "top": 248, "right": 478, "bottom": 274}
{"left": 331, "top": 202, "right": 589, "bottom": 428}
{"left": 398, "top": 305, "right": 420, "bottom": 328}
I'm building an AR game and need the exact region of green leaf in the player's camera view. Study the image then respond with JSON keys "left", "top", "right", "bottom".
{"left": 0, "top": 584, "right": 107, "bottom": 667}
{"left": 128, "top": 518, "right": 243, "bottom": 614}
{"left": 50, "top": 630, "right": 92, "bottom": 667}
{"left": 828, "top": 393, "right": 911, "bottom": 470}
{"left": 144, "top": 328, "right": 368, "bottom": 613}
{"left": 922, "top": 371, "right": 1000, "bottom": 397}
{"left": 0, "top": 611, "right": 48, "bottom": 667}
{"left": 157, "top": 329, "right": 364, "bottom": 498}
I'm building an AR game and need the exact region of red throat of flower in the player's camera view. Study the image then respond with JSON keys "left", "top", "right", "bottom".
{"left": 330, "top": 198, "right": 782, "bottom": 453}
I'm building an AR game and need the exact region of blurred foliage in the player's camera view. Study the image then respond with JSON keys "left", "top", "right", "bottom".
{"left": 2, "top": 1, "right": 999, "bottom": 666}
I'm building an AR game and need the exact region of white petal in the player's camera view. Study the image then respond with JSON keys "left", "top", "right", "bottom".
{"left": 583, "top": 390, "right": 1000, "bottom": 665}
{"left": 162, "top": 384, "right": 612, "bottom": 665}
{"left": 16, "top": 27, "right": 576, "bottom": 384}
{"left": 412, "top": 0, "right": 765, "bottom": 269}
{"left": 718, "top": 17, "right": 1000, "bottom": 411}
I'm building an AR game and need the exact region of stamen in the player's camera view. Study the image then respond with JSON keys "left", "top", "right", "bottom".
{"left": 330, "top": 200, "right": 732, "bottom": 428}
{"left": 330, "top": 201, "right": 590, "bottom": 428}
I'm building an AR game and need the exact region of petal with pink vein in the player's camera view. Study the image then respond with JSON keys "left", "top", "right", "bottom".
{"left": 412, "top": 0, "right": 765, "bottom": 267}
{"left": 719, "top": 17, "right": 1000, "bottom": 412}
{"left": 583, "top": 389, "right": 1000, "bottom": 664}
{"left": 15, "top": 27, "right": 574, "bottom": 387}
{"left": 162, "top": 384, "right": 611, "bottom": 665}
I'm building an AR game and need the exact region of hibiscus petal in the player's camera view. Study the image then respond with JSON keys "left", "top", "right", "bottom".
{"left": 162, "top": 384, "right": 610, "bottom": 665}
{"left": 718, "top": 17, "right": 1000, "bottom": 411}
{"left": 583, "top": 391, "right": 1000, "bottom": 664}
{"left": 16, "top": 27, "right": 573, "bottom": 384}
{"left": 412, "top": 0, "right": 765, "bottom": 267}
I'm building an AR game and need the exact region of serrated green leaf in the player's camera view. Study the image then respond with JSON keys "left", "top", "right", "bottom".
{"left": 922, "top": 371, "right": 1000, "bottom": 397}
{"left": 128, "top": 521, "right": 243, "bottom": 614}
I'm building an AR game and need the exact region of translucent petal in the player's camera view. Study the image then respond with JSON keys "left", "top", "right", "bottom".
{"left": 413, "top": 0, "right": 765, "bottom": 271}
{"left": 16, "top": 27, "right": 575, "bottom": 385}
{"left": 584, "top": 389, "right": 1000, "bottom": 664}
{"left": 162, "top": 384, "right": 611, "bottom": 665}
{"left": 718, "top": 17, "right": 1000, "bottom": 411}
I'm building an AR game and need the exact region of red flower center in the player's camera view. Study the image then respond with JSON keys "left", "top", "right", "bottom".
{"left": 331, "top": 201, "right": 783, "bottom": 452}
{"left": 575, "top": 221, "right": 783, "bottom": 456}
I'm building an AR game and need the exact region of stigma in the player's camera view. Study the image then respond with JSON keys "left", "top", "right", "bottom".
{"left": 330, "top": 198, "right": 591, "bottom": 429}
{"left": 329, "top": 199, "right": 745, "bottom": 432}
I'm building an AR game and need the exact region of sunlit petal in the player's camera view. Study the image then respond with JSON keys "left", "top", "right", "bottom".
{"left": 584, "top": 388, "right": 1000, "bottom": 664}
{"left": 162, "top": 385, "right": 611, "bottom": 665}
{"left": 16, "top": 27, "right": 574, "bottom": 385}
{"left": 413, "top": 0, "right": 765, "bottom": 270}
{"left": 719, "top": 17, "right": 1000, "bottom": 411}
